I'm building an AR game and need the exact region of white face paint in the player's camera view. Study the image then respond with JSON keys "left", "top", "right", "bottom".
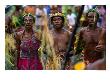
{"left": 94, "top": 13, "right": 96, "bottom": 22}
{"left": 69, "top": 26, "right": 72, "bottom": 29}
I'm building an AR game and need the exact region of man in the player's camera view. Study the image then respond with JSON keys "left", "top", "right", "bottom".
{"left": 86, "top": 25, "right": 106, "bottom": 70}
{"left": 66, "top": 9, "right": 76, "bottom": 32}
{"left": 75, "top": 9, "right": 106, "bottom": 65}
{"left": 50, "top": 12, "right": 71, "bottom": 69}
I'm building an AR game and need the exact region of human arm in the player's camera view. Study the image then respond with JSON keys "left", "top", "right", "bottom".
{"left": 95, "top": 28, "right": 106, "bottom": 52}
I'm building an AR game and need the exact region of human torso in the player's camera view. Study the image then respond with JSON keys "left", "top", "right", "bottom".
{"left": 81, "top": 27, "right": 102, "bottom": 50}
{"left": 67, "top": 14, "right": 76, "bottom": 26}
{"left": 51, "top": 29, "right": 70, "bottom": 56}
{"left": 17, "top": 30, "right": 40, "bottom": 58}
{"left": 81, "top": 27, "right": 103, "bottom": 62}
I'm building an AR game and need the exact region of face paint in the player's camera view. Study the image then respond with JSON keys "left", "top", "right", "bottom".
{"left": 28, "top": 13, "right": 31, "bottom": 17}
{"left": 69, "top": 26, "right": 72, "bottom": 29}
{"left": 94, "top": 13, "right": 96, "bottom": 22}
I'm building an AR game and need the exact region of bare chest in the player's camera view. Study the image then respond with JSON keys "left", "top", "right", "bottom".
{"left": 51, "top": 31, "right": 69, "bottom": 51}
{"left": 20, "top": 32, "right": 34, "bottom": 41}
{"left": 52, "top": 32, "right": 68, "bottom": 44}
{"left": 82, "top": 29, "right": 101, "bottom": 44}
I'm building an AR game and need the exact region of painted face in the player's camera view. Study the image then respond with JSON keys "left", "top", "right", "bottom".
{"left": 52, "top": 16, "right": 63, "bottom": 29}
{"left": 87, "top": 12, "right": 97, "bottom": 25}
{"left": 24, "top": 16, "right": 34, "bottom": 28}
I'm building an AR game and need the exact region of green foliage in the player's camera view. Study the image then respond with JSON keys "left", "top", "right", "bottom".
{"left": 5, "top": 34, "right": 16, "bottom": 70}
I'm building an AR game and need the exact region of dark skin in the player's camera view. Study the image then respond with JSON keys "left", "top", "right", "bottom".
{"left": 51, "top": 16, "right": 70, "bottom": 57}
{"left": 87, "top": 12, "right": 105, "bottom": 52}
{"left": 50, "top": 16, "right": 72, "bottom": 69}
{"left": 23, "top": 16, "right": 34, "bottom": 32}
{"left": 14, "top": 15, "right": 42, "bottom": 69}
{"left": 76, "top": 11, "right": 106, "bottom": 63}
{"left": 52, "top": 16, "right": 63, "bottom": 30}
{"left": 15, "top": 15, "right": 39, "bottom": 51}
{"left": 86, "top": 58, "right": 106, "bottom": 70}
{"left": 86, "top": 27, "right": 106, "bottom": 70}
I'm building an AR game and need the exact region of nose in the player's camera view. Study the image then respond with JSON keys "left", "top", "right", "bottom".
{"left": 27, "top": 20, "right": 30, "bottom": 23}
{"left": 89, "top": 18, "right": 94, "bottom": 22}
{"left": 54, "top": 20, "right": 58, "bottom": 23}
{"left": 90, "top": 19, "right": 94, "bottom": 22}
{"left": 55, "top": 20, "right": 60, "bottom": 24}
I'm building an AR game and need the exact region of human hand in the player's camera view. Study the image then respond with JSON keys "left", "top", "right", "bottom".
{"left": 95, "top": 45, "right": 105, "bottom": 52}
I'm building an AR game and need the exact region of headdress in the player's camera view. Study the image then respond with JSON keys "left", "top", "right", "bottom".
{"left": 50, "top": 12, "right": 65, "bottom": 23}
{"left": 50, "top": 12, "right": 65, "bottom": 18}
{"left": 87, "top": 9, "right": 99, "bottom": 19}
{"left": 22, "top": 13, "right": 35, "bottom": 22}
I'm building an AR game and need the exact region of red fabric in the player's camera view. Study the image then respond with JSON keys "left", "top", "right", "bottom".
{"left": 84, "top": 49, "right": 103, "bottom": 63}
{"left": 18, "top": 57, "right": 43, "bottom": 70}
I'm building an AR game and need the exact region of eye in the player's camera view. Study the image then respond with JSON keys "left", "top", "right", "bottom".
{"left": 53, "top": 19, "right": 56, "bottom": 21}
{"left": 24, "top": 19, "right": 27, "bottom": 21}
{"left": 58, "top": 18, "right": 62, "bottom": 20}
{"left": 29, "top": 19, "right": 33, "bottom": 22}
{"left": 88, "top": 16, "right": 92, "bottom": 18}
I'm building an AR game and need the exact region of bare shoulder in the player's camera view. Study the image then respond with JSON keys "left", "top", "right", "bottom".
{"left": 101, "top": 28, "right": 106, "bottom": 34}
{"left": 34, "top": 31, "right": 42, "bottom": 40}
{"left": 97, "top": 27, "right": 105, "bottom": 32}
{"left": 63, "top": 28, "right": 71, "bottom": 36}
{"left": 78, "top": 27, "right": 87, "bottom": 35}
{"left": 49, "top": 29, "right": 54, "bottom": 34}
{"left": 97, "top": 27, "right": 106, "bottom": 37}
{"left": 80, "top": 27, "right": 87, "bottom": 32}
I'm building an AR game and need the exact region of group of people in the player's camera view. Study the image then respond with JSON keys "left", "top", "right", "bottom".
{"left": 5, "top": 5, "right": 106, "bottom": 70}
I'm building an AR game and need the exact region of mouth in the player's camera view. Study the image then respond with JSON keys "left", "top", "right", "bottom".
{"left": 56, "top": 24, "right": 60, "bottom": 25}
{"left": 55, "top": 24, "right": 60, "bottom": 26}
{"left": 89, "top": 21, "right": 95, "bottom": 24}
{"left": 26, "top": 25, "right": 31, "bottom": 27}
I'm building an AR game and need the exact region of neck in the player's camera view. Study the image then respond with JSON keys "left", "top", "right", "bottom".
{"left": 88, "top": 24, "right": 97, "bottom": 30}
{"left": 54, "top": 28, "right": 62, "bottom": 33}
{"left": 25, "top": 27, "right": 33, "bottom": 33}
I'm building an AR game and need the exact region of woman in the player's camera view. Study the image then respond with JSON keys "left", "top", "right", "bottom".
{"left": 15, "top": 13, "right": 42, "bottom": 70}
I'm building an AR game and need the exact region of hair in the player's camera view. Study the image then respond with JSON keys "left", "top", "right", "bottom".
{"left": 22, "top": 13, "right": 35, "bottom": 23}
{"left": 86, "top": 9, "right": 99, "bottom": 19}
{"left": 67, "top": 9, "right": 72, "bottom": 13}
